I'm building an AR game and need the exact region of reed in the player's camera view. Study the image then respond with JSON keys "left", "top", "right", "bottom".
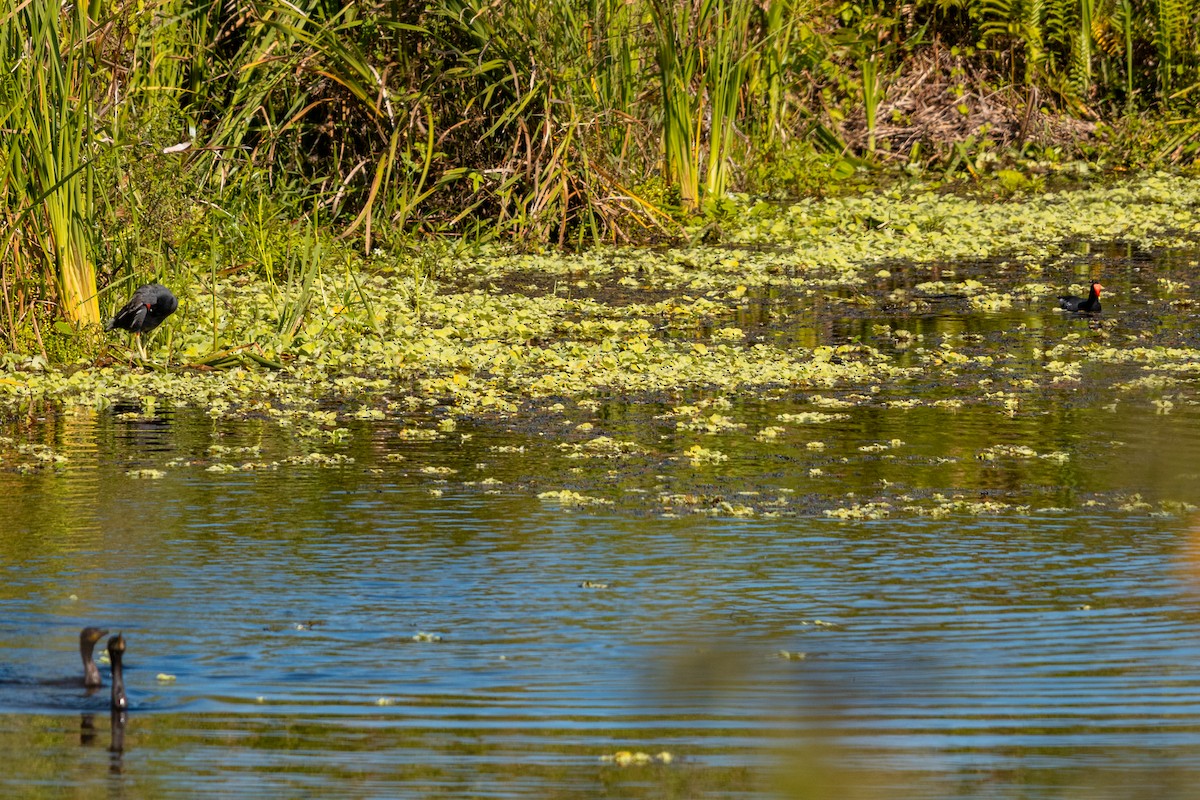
{"left": 650, "top": 0, "right": 702, "bottom": 210}
{"left": 703, "top": 0, "right": 754, "bottom": 198}
{"left": 2, "top": 0, "right": 100, "bottom": 331}
{"left": 860, "top": 52, "right": 881, "bottom": 154}
{"left": 758, "top": 0, "right": 798, "bottom": 144}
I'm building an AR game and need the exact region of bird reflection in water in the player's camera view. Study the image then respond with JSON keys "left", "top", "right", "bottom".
{"left": 76, "top": 709, "right": 126, "bottom": 760}
{"left": 80, "top": 713, "right": 97, "bottom": 747}
{"left": 109, "top": 708, "right": 127, "bottom": 762}
{"left": 108, "top": 633, "right": 128, "bottom": 761}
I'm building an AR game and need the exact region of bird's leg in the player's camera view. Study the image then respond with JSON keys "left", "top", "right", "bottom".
{"left": 136, "top": 334, "right": 148, "bottom": 361}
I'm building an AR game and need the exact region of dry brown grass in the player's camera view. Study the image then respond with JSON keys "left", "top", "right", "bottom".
{"left": 837, "top": 48, "right": 1100, "bottom": 163}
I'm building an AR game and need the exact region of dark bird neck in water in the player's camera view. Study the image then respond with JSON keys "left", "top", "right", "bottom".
{"left": 80, "top": 627, "right": 109, "bottom": 688}
{"left": 108, "top": 634, "right": 127, "bottom": 711}
{"left": 1058, "top": 282, "right": 1103, "bottom": 313}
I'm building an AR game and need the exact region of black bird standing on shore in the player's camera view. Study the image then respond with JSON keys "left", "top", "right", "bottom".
{"left": 105, "top": 283, "right": 178, "bottom": 360}
{"left": 1058, "top": 281, "right": 1103, "bottom": 314}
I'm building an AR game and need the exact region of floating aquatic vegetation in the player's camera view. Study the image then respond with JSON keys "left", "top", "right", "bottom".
{"left": 536, "top": 490, "right": 614, "bottom": 507}
{"left": 234, "top": 462, "right": 279, "bottom": 471}
{"left": 807, "top": 395, "right": 855, "bottom": 409}
{"left": 676, "top": 413, "right": 745, "bottom": 434}
{"left": 559, "top": 436, "right": 648, "bottom": 459}
{"left": 824, "top": 502, "right": 892, "bottom": 520}
{"left": 209, "top": 444, "right": 263, "bottom": 457}
{"left": 281, "top": 452, "right": 354, "bottom": 467}
{"left": 16, "top": 444, "right": 68, "bottom": 464}
{"left": 976, "top": 444, "right": 1069, "bottom": 462}
{"left": 968, "top": 292, "right": 1015, "bottom": 311}
{"left": 1153, "top": 500, "right": 1198, "bottom": 517}
{"left": 114, "top": 411, "right": 156, "bottom": 422}
{"left": 1014, "top": 282, "right": 1059, "bottom": 299}
{"left": 396, "top": 428, "right": 442, "bottom": 441}
{"left": 600, "top": 750, "right": 674, "bottom": 766}
{"left": 682, "top": 445, "right": 728, "bottom": 465}
{"left": 915, "top": 279, "right": 988, "bottom": 296}
{"left": 777, "top": 411, "right": 849, "bottom": 424}
{"left": 126, "top": 469, "right": 166, "bottom": 479}
{"left": 1044, "top": 361, "right": 1083, "bottom": 380}
{"left": 1118, "top": 494, "right": 1155, "bottom": 512}
{"left": 411, "top": 632, "right": 443, "bottom": 642}
{"left": 856, "top": 439, "right": 904, "bottom": 454}
{"left": 3, "top": 441, "right": 70, "bottom": 474}
{"left": 902, "top": 497, "right": 1032, "bottom": 517}
{"left": 296, "top": 426, "right": 350, "bottom": 444}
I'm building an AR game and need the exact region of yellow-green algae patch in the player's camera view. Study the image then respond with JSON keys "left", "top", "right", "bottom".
{"left": 536, "top": 490, "right": 614, "bottom": 507}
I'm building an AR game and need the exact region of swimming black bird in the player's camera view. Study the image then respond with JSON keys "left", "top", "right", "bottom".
{"left": 1058, "top": 281, "right": 1103, "bottom": 314}
{"left": 107, "top": 634, "right": 127, "bottom": 711}
{"left": 106, "top": 283, "right": 178, "bottom": 360}
{"left": 80, "top": 627, "right": 109, "bottom": 688}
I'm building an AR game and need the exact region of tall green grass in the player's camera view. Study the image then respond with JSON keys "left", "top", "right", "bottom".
{"left": 651, "top": 0, "right": 702, "bottom": 210}
{"left": 2, "top": 0, "right": 101, "bottom": 335}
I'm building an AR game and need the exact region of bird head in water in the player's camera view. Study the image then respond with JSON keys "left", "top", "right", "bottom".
{"left": 81, "top": 627, "right": 109, "bottom": 648}
{"left": 107, "top": 633, "right": 125, "bottom": 656}
{"left": 80, "top": 627, "right": 110, "bottom": 687}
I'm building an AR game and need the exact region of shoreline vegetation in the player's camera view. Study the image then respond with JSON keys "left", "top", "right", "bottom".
{"left": 1, "top": 175, "right": 1198, "bottom": 418}
{"left": 1, "top": 1, "right": 1199, "bottom": 373}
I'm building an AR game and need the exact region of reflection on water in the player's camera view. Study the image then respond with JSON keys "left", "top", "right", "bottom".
{"left": 5, "top": 265, "right": 1200, "bottom": 797}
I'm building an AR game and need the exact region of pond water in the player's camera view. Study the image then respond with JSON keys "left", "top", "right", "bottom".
{"left": 5, "top": 246, "right": 1200, "bottom": 798}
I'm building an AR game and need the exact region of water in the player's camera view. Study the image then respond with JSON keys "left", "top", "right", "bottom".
{"left": 6, "top": 257, "right": 1200, "bottom": 797}
{"left": 4, "top": 407, "right": 1200, "bottom": 798}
